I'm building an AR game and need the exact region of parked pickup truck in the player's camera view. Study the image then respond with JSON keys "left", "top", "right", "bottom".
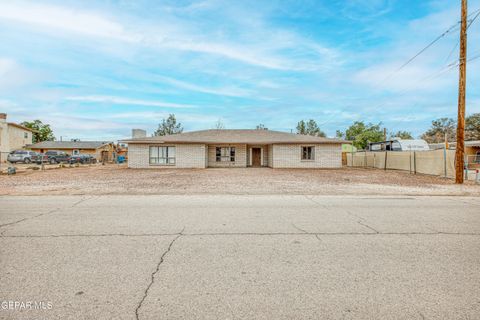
{"left": 69, "top": 154, "right": 96, "bottom": 164}
{"left": 44, "top": 150, "right": 71, "bottom": 164}
{"left": 32, "top": 153, "right": 49, "bottom": 164}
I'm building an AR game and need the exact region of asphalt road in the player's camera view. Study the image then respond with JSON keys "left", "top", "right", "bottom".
{"left": 0, "top": 195, "right": 479, "bottom": 320}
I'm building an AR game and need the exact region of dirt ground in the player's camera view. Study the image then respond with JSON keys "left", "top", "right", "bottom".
{"left": 0, "top": 164, "right": 479, "bottom": 196}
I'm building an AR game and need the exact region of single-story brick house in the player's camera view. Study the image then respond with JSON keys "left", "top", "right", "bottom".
{"left": 27, "top": 141, "right": 116, "bottom": 162}
{"left": 122, "top": 129, "right": 346, "bottom": 169}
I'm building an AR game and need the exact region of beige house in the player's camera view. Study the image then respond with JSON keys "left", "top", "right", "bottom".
{"left": 27, "top": 141, "right": 115, "bottom": 162}
{"left": 0, "top": 113, "right": 34, "bottom": 159}
{"left": 123, "top": 129, "right": 345, "bottom": 169}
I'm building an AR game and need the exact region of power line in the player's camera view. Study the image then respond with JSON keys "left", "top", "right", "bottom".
{"left": 355, "top": 8, "right": 480, "bottom": 117}
{"left": 444, "top": 10, "right": 480, "bottom": 63}
{"left": 378, "top": 8, "right": 480, "bottom": 85}
{"left": 319, "top": 9, "right": 480, "bottom": 129}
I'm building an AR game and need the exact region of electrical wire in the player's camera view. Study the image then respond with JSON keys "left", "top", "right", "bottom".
{"left": 378, "top": 8, "right": 480, "bottom": 85}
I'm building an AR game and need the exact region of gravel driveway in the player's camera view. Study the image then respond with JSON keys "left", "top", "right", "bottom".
{"left": 0, "top": 164, "right": 478, "bottom": 196}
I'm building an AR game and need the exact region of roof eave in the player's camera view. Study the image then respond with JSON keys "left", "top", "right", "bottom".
{"left": 121, "top": 139, "right": 345, "bottom": 144}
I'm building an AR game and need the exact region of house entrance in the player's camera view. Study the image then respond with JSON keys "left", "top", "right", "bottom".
{"left": 252, "top": 148, "right": 261, "bottom": 167}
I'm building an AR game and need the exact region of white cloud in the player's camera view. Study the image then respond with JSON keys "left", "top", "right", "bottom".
{"left": 156, "top": 75, "right": 252, "bottom": 97}
{"left": 65, "top": 95, "right": 196, "bottom": 108}
{"left": 0, "top": 2, "right": 337, "bottom": 71}
{"left": 0, "top": 2, "right": 138, "bottom": 42}
{"left": 0, "top": 58, "right": 38, "bottom": 91}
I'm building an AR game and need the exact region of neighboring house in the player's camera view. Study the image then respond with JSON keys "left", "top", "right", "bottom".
{"left": 27, "top": 141, "right": 115, "bottom": 162}
{"left": 0, "top": 113, "right": 34, "bottom": 160}
{"left": 341, "top": 144, "right": 357, "bottom": 166}
{"left": 429, "top": 140, "right": 480, "bottom": 167}
{"left": 122, "top": 129, "right": 345, "bottom": 169}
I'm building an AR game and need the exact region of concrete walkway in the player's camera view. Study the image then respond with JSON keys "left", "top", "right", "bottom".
{"left": 0, "top": 195, "right": 479, "bottom": 319}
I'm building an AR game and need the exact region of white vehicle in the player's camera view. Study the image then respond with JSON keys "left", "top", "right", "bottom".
{"left": 369, "top": 139, "right": 430, "bottom": 152}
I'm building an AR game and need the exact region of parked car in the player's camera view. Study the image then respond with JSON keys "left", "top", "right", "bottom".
{"left": 7, "top": 150, "right": 38, "bottom": 164}
{"left": 69, "top": 154, "right": 96, "bottom": 164}
{"left": 32, "top": 153, "right": 49, "bottom": 165}
{"left": 44, "top": 150, "right": 71, "bottom": 164}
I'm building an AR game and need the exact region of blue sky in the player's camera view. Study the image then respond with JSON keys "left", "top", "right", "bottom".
{"left": 0, "top": 0, "right": 479, "bottom": 140}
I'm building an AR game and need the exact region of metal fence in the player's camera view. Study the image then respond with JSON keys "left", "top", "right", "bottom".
{"left": 346, "top": 149, "right": 456, "bottom": 178}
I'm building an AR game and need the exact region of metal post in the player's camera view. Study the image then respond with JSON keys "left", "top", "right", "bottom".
{"left": 413, "top": 151, "right": 417, "bottom": 174}
{"left": 443, "top": 145, "right": 447, "bottom": 178}
{"left": 409, "top": 150, "right": 412, "bottom": 174}
{"left": 384, "top": 151, "right": 388, "bottom": 170}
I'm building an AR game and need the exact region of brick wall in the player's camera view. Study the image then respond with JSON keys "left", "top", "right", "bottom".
{"left": 207, "top": 144, "right": 247, "bottom": 167}
{"left": 268, "top": 144, "right": 273, "bottom": 167}
{"left": 177, "top": 144, "right": 207, "bottom": 168}
{"left": 272, "top": 144, "right": 342, "bottom": 168}
{"left": 128, "top": 143, "right": 342, "bottom": 169}
{"left": 128, "top": 144, "right": 207, "bottom": 168}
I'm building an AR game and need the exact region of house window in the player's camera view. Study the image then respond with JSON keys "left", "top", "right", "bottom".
{"left": 149, "top": 146, "right": 176, "bottom": 165}
{"left": 24, "top": 132, "right": 28, "bottom": 139}
{"left": 72, "top": 149, "right": 80, "bottom": 155}
{"left": 301, "top": 146, "right": 314, "bottom": 160}
{"left": 216, "top": 147, "right": 235, "bottom": 162}
{"left": 475, "top": 151, "right": 480, "bottom": 164}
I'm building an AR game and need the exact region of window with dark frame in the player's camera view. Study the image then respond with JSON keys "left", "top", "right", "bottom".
{"left": 149, "top": 146, "right": 176, "bottom": 165}
{"left": 216, "top": 147, "right": 235, "bottom": 162}
{"left": 301, "top": 146, "right": 314, "bottom": 160}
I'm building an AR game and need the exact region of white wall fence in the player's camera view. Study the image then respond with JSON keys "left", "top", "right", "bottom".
{"left": 346, "top": 149, "right": 456, "bottom": 178}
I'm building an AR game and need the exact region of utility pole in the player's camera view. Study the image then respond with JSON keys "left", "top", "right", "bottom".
{"left": 455, "top": 0, "right": 467, "bottom": 184}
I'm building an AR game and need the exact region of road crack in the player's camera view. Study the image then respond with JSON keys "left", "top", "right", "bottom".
{"left": 135, "top": 227, "right": 184, "bottom": 320}
{"left": 0, "top": 196, "right": 94, "bottom": 236}
{"left": 2, "top": 231, "right": 479, "bottom": 238}
{"left": 291, "top": 223, "right": 308, "bottom": 233}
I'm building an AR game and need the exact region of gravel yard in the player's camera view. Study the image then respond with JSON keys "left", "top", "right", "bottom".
{"left": 0, "top": 164, "right": 479, "bottom": 196}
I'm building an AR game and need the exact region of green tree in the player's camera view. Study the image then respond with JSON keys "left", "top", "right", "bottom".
{"left": 466, "top": 113, "right": 480, "bottom": 140}
{"left": 20, "top": 120, "right": 55, "bottom": 143}
{"left": 420, "top": 118, "right": 456, "bottom": 143}
{"left": 256, "top": 124, "right": 267, "bottom": 130}
{"left": 335, "top": 130, "right": 345, "bottom": 139}
{"left": 154, "top": 114, "right": 183, "bottom": 136}
{"left": 390, "top": 130, "right": 413, "bottom": 140}
{"left": 296, "top": 119, "right": 326, "bottom": 137}
{"left": 345, "top": 121, "right": 384, "bottom": 149}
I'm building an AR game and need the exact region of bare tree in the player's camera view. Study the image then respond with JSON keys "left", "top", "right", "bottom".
{"left": 214, "top": 119, "right": 225, "bottom": 129}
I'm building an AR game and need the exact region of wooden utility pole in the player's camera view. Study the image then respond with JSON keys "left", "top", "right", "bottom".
{"left": 455, "top": 0, "right": 468, "bottom": 184}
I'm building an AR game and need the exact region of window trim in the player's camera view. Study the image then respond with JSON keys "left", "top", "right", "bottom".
{"left": 149, "top": 145, "right": 176, "bottom": 166}
{"left": 301, "top": 146, "right": 315, "bottom": 161}
{"left": 215, "top": 146, "right": 236, "bottom": 162}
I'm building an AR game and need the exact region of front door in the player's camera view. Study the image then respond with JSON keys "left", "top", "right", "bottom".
{"left": 252, "top": 148, "right": 261, "bottom": 167}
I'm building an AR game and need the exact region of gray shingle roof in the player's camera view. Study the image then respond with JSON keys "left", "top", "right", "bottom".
{"left": 27, "top": 141, "right": 112, "bottom": 149}
{"left": 122, "top": 129, "right": 346, "bottom": 144}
